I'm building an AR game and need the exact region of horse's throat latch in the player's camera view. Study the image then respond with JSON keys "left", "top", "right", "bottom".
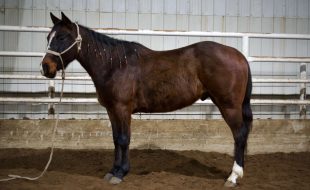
{"left": 74, "top": 22, "right": 82, "bottom": 52}
{"left": 76, "top": 34, "right": 82, "bottom": 52}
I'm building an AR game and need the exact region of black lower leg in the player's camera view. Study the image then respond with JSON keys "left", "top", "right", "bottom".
{"left": 234, "top": 122, "right": 250, "bottom": 167}
{"left": 109, "top": 141, "right": 122, "bottom": 175}
{"left": 112, "top": 134, "right": 130, "bottom": 179}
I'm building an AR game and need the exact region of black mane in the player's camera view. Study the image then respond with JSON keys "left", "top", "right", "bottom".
{"left": 79, "top": 24, "right": 146, "bottom": 68}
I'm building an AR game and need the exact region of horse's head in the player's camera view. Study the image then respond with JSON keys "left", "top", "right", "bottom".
{"left": 40, "top": 12, "right": 82, "bottom": 78}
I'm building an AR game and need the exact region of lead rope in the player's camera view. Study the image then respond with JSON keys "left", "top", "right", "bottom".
{"left": 0, "top": 23, "right": 82, "bottom": 182}
{"left": 0, "top": 70, "right": 65, "bottom": 182}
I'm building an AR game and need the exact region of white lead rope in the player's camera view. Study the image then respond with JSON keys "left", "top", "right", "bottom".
{"left": 0, "top": 22, "right": 81, "bottom": 182}
{"left": 0, "top": 76, "right": 65, "bottom": 182}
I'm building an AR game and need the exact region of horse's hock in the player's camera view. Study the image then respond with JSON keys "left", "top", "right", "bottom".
{"left": 0, "top": 119, "right": 309, "bottom": 154}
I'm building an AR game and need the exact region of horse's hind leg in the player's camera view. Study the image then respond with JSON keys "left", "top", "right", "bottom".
{"left": 219, "top": 104, "right": 251, "bottom": 187}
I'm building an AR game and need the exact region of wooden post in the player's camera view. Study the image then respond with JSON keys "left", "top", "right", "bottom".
{"left": 300, "top": 63, "right": 306, "bottom": 119}
{"left": 48, "top": 80, "right": 55, "bottom": 119}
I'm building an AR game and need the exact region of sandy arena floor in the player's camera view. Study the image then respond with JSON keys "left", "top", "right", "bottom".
{"left": 0, "top": 149, "right": 309, "bottom": 190}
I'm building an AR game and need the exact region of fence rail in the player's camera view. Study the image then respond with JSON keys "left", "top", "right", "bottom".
{"left": 1, "top": 97, "right": 309, "bottom": 106}
{"left": 0, "top": 25, "right": 309, "bottom": 118}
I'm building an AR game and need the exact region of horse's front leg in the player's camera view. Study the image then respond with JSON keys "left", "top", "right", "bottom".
{"left": 104, "top": 105, "right": 131, "bottom": 184}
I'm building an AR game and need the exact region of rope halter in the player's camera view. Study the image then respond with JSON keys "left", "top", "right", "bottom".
{"left": 45, "top": 22, "right": 82, "bottom": 79}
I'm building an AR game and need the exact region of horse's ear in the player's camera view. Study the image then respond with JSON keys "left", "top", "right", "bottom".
{"left": 61, "top": 12, "right": 72, "bottom": 25}
{"left": 50, "top": 12, "right": 60, "bottom": 25}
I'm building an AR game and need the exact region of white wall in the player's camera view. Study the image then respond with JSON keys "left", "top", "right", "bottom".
{"left": 0, "top": 0, "right": 309, "bottom": 119}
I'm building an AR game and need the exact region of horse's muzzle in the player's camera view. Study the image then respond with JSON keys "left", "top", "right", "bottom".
{"left": 40, "top": 61, "right": 57, "bottom": 78}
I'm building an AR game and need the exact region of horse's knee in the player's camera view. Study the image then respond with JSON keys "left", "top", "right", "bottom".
{"left": 116, "top": 134, "right": 130, "bottom": 147}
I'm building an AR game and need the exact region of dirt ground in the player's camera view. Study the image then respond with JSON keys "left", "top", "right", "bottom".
{"left": 0, "top": 149, "right": 309, "bottom": 190}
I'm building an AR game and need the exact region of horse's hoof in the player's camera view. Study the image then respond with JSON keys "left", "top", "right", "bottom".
{"left": 224, "top": 180, "right": 237, "bottom": 188}
{"left": 109, "top": 176, "right": 122, "bottom": 185}
{"left": 103, "top": 173, "right": 114, "bottom": 182}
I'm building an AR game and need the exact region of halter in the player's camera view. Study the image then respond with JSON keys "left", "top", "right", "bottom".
{"left": 45, "top": 22, "right": 82, "bottom": 79}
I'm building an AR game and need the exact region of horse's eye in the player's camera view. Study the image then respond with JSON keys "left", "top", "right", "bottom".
{"left": 58, "top": 36, "right": 66, "bottom": 41}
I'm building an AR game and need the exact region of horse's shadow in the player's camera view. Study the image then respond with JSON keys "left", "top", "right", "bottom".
{"left": 130, "top": 145, "right": 228, "bottom": 180}
{"left": 0, "top": 148, "right": 228, "bottom": 180}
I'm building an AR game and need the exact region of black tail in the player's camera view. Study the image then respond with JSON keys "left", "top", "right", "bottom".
{"left": 242, "top": 63, "right": 253, "bottom": 129}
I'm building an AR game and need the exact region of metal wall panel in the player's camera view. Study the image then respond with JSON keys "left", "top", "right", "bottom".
{"left": 100, "top": 0, "right": 112, "bottom": 12}
{"left": 60, "top": 0, "right": 73, "bottom": 11}
{"left": 100, "top": 12, "right": 112, "bottom": 27}
{"left": 73, "top": 0, "right": 87, "bottom": 11}
{"left": 139, "top": 0, "right": 151, "bottom": 14}
{"left": 201, "top": 0, "right": 213, "bottom": 16}
{"left": 164, "top": 14, "right": 176, "bottom": 30}
{"left": 46, "top": 0, "right": 59, "bottom": 10}
{"left": 33, "top": 10, "right": 46, "bottom": 26}
{"left": 19, "top": 9, "right": 32, "bottom": 26}
{"left": 239, "top": 0, "right": 250, "bottom": 16}
{"left": 164, "top": 0, "right": 177, "bottom": 14}
{"left": 126, "top": 0, "right": 139, "bottom": 13}
{"left": 126, "top": 13, "right": 138, "bottom": 29}
{"left": 113, "top": 12, "right": 125, "bottom": 28}
{"left": 213, "top": 0, "right": 225, "bottom": 16}
{"left": 297, "top": 0, "right": 309, "bottom": 18}
{"left": 33, "top": 0, "right": 46, "bottom": 10}
{"left": 151, "top": 13, "right": 163, "bottom": 30}
{"left": 262, "top": 0, "right": 274, "bottom": 17}
{"left": 251, "top": 0, "right": 262, "bottom": 17}
{"left": 86, "top": 0, "right": 99, "bottom": 11}
{"left": 177, "top": 0, "right": 189, "bottom": 15}
{"left": 113, "top": 0, "right": 125, "bottom": 13}
{"left": 190, "top": 0, "right": 201, "bottom": 15}
{"left": 152, "top": 0, "right": 163, "bottom": 14}
{"left": 201, "top": 15, "right": 213, "bottom": 31}
{"left": 261, "top": 18, "right": 273, "bottom": 56}
{"left": 226, "top": 0, "right": 239, "bottom": 16}
{"left": 225, "top": 16, "right": 238, "bottom": 32}
{"left": 0, "top": 0, "right": 4, "bottom": 8}
{"left": 138, "top": 13, "right": 151, "bottom": 29}
{"left": 274, "top": 0, "right": 286, "bottom": 17}
{"left": 151, "top": 36, "right": 163, "bottom": 50}
{"left": 5, "top": 0, "right": 18, "bottom": 9}
{"left": 249, "top": 17, "right": 262, "bottom": 56}
{"left": 189, "top": 15, "right": 201, "bottom": 31}
{"left": 73, "top": 11, "right": 87, "bottom": 25}
{"left": 177, "top": 14, "right": 188, "bottom": 31}
{"left": 296, "top": 19, "right": 309, "bottom": 57}
{"left": 286, "top": 0, "right": 297, "bottom": 18}
{"left": 20, "top": 0, "right": 33, "bottom": 9}
{"left": 225, "top": 17, "right": 238, "bottom": 48}
{"left": 163, "top": 36, "right": 176, "bottom": 50}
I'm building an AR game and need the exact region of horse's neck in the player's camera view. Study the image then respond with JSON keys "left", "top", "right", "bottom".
{"left": 76, "top": 27, "right": 110, "bottom": 82}
{"left": 75, "top": 26, "right": 152, "bottom": 82}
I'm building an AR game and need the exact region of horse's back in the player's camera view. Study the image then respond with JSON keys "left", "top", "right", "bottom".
{"left": 133, "top": 41, "right": 249, "bottom": 113}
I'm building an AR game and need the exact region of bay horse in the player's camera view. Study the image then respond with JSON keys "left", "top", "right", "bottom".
{"left": 41, "top": 12, "right": 253, "bottom": 187}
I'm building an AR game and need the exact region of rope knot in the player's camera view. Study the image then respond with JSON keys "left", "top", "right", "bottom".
{"left": 76, "top": 34, "right": 82, "bottom": 52}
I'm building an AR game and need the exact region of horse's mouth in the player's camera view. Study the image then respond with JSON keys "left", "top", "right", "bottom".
{"left": 45, "top": 72, "right": 57, "bottom": 79}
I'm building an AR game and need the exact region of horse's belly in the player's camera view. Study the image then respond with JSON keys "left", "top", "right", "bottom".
{"left": 137, "top": 80, "right": 204, "bottom": 113}
{"left": 144, "top": 97, "right": 198, "bottom": 113}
